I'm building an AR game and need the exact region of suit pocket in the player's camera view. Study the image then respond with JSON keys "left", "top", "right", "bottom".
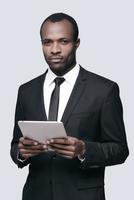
{"left": 77, "top": 178, "right": 104, "bottom": 190}
{"left": 76, "top": 169, "right": 104, "bottom": 190}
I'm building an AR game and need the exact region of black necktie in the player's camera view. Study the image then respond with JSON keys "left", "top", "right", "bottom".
{"left": 48, "top": 77, "right": 65, "bottom": 121}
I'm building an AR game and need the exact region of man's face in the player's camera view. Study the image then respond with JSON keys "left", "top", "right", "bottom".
{"left": 41, "top": 19, "right": 80, "bottom": 75}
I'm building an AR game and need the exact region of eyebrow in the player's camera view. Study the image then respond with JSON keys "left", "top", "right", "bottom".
{"left": 41, "top": 37, "right": 70, "bottom": 41}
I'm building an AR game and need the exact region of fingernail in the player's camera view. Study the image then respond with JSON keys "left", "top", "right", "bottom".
{"left": 46, "top": 140, "right": 50, "bottom": 144}
{"left": 43, "top": 145, "right": 47, "bottom": 149}
{"left": 34, "top": 142, "right": 38, "bottom": 145}
{"left": 50, "top": 139, "right": 54, "bottom": 142}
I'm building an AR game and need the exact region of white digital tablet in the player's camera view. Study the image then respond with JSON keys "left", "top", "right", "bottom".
{"left": 18, "top": 121, "right": 67, "bottom": 143}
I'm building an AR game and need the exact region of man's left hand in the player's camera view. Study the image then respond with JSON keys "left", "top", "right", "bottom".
{"left": 47, "top": 136, "right": 85, "bottom": 159}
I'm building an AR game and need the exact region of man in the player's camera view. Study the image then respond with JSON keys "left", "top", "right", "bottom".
{"left": 10, "top": 13, "right": 129, "bottom": 200}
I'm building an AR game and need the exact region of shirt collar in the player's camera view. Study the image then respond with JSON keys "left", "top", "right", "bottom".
{"left": 63, "top": 64, "right": 80, "bottom": 85}
{"left": 46, "top": 64, "right": 80, "bottom": 86}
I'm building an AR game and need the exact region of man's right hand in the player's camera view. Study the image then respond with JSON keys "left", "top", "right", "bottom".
{"left": 18, "top": 137, "right": 48, "bottom": 159}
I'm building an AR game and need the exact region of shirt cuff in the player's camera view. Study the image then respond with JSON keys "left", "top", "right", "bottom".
{"left": 77, "top": 154, "right": 86, "bottom": 163}
{"left": 17, "top": 151, "right": 27, "bottom": 163}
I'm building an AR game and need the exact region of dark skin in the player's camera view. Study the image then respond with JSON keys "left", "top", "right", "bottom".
{"left": 41, "top": 19, "right": 80, "bottom": 76}
{"left": 18, "top": 137, "right": 47, "bottom": 159}
{"left": 18, "top": 19, "right": 85, "bottom": 160}
{"left": 19, "top": 137, "right": 85, "bottom": 160}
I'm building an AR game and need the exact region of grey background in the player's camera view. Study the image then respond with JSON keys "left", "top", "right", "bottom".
{"left": 0, "top": 0, "right": 133, "bottom": 199}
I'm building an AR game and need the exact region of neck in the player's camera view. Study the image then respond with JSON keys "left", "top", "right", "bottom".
{"left": 58, "top": 65, "right": 76, "bottom": 76}
{"left": 52, "top": 60, "right": 77, "bottom": 76}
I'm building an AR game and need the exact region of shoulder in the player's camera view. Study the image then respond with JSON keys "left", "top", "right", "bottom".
{"left": 80, "top": 66, "right": 120, "bottom": 98}
{"left": 18, "top": 71, "right": 47, "bottom": 94}
{"left": 81, "top": 67, "right": 114, "bottom": 84}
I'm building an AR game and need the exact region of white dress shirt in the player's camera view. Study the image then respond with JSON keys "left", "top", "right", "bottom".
{"left": 43, "top": 64, "right": 80, "bottom": 121}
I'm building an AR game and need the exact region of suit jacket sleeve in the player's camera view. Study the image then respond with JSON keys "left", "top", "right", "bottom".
{"left": 10, "top": 86, "right": 31, "bottom": 168}
{"left": 80, "top": 83, "right": 129, "bottom": 168}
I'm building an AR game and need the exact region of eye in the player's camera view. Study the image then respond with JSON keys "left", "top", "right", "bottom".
{"left": 42, "top": 39, "right": 52, "bottom": 46}
{"left": 60, "top": 39, "right": 69, "bottom": 45}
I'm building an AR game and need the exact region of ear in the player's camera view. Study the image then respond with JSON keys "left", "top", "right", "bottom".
{"left": 74, "top": 38, "right": 80, "bottom": 49}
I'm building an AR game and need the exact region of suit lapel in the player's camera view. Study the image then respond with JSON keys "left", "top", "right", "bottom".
{"left": 37, "top": 70, "right": 48, "bottom": 121}
{"left": 61, "top": 67, "right": 87, "bottom": 125}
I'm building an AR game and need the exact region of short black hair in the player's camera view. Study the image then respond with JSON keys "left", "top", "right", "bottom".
{"left": 40, "top": 13, "right": 79, "bottom": 41}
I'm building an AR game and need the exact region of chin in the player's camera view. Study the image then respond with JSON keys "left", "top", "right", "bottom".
{"left": 50, "top": 64, "right": 66, "bottom": 74}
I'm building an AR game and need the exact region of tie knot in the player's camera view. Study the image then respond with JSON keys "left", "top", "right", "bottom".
{"left": 54, "top": 77, "right": 65, "bottom": 86}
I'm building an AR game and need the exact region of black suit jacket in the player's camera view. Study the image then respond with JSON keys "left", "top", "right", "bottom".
{"left": 10, "top": 67, "right": 129, "bottom": 200}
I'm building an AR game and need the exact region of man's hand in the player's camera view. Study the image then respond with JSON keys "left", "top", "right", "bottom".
{"left": 18, "top": 137, "right": 48, "bottom": 159}
{"left": 47, "top": 136, "right": 85, "bottom": 159}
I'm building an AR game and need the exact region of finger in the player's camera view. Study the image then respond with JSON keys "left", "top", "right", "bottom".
{"left": 54, "top": 148, "right": 75, "bottom": 157}
{"left": 19, "top": 143, "right": 48, "bottom": 150}
{"left": 21, "top": 138, "right": 39, "bottom": 146}
{"left": 19, "top": 137, "right": 25, "bottom": 142}
{"left": 49, "top": 138, "right": 75, "bottom": 145}
{"left": 50, "top": 144, "right": 75, "bottom": 152}
{"left": 67, "top": 137, "right": 77, "bottom": 145}
{"left": 20, "top": 148, "right": 47, "bottom": 155}
{"left": 21, "top": 154, "right": 36, "bottom": 159}
{"left": 19, "top": 137, "right": 36, "bottom": 143}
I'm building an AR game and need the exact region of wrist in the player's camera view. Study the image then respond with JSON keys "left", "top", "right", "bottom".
{"left": 77, "top": 140, "right": 86, "bottom": 162}
{"left": 80, "top": 140, "right": 86, "bottom": 155}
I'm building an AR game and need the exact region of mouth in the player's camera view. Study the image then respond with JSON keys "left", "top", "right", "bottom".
{"left": 49, "top": 57, "right": 63, "bottom": 63}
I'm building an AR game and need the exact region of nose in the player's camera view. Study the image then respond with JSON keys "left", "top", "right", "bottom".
{"left": 51, "top": 42, "right": 61, "bottom": 54}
